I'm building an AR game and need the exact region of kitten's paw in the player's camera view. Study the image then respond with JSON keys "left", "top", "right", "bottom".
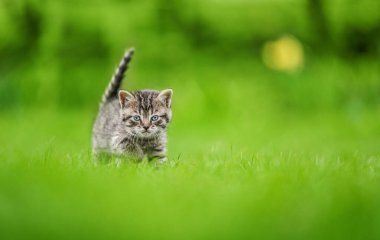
{"left": 160, "top": 157, "right": 167, "bottom": 163}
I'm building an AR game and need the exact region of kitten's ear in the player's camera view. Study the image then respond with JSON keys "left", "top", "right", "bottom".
{"left": 157, "top": 89, "right": 173, "bottom": 107}
{"left": 119, "top": 90, "right": 134, "bottom": 108}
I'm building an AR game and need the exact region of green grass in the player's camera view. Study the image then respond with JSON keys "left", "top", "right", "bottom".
{"left": 0, "top": 107, "right": 379, "bottom": 240}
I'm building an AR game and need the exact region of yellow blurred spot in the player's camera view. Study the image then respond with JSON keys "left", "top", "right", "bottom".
{"left": 262, "top": 35, "right": 304, "bottom": 72}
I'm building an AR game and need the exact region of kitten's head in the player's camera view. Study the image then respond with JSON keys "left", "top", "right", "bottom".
{"left": 118, "top": 89, "right": 172, "bottom": 138}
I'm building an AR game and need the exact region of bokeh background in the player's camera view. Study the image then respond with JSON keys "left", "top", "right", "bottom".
{"left": 1, "top": 0, "right": 380, "bottom": 239}
{"left": 1, "top": 0, "right": 380, "bottom": 154}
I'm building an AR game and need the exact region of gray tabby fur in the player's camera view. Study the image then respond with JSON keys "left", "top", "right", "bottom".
{"left": 92, "top": 48, "right": 172, "bottom": 163}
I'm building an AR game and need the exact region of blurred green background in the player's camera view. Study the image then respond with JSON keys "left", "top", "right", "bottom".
{"left": 1, "top": 0, "right": 380, "bottom": 239}
{"left": 1, "top": 0, "right": 379, "bottom": 152}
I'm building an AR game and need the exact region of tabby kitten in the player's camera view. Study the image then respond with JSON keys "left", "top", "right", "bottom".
{"left": 92, "top": 48, "right": 172, "bottom": 163}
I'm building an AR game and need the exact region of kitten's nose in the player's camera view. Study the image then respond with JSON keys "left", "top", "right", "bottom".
{"left": 143, "top": 126, "right": 149, "bottom": 131}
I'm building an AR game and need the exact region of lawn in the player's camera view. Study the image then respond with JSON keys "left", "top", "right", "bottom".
{"left": 1, "top": 56, "right": 380, "bottom": 239}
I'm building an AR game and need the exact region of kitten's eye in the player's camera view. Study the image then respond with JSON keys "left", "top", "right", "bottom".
{"left": 132, "top": 115, "right": 141, "bottom": 121}
{"left": 151, "top": 115, "right": 159, "bottom": 121}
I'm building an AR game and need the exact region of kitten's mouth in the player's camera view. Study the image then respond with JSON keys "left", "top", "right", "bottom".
{"left": 140, "top": 130, "right": 153, "bottom": 136}
{"left": 138, "top": 132, "right": 156, "bottom": 139}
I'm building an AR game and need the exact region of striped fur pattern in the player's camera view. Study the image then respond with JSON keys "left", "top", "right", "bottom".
{"left": 92, "top": 49, "right": 172, "bottom": 163}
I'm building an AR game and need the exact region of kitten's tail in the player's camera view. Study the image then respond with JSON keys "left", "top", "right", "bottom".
{"left": 100, "top": 48, "right": 134, "bottom": 106}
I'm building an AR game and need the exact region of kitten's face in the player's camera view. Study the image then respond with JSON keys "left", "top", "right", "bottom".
{"left": 118, "top": 89, "right": 172, "bottom": 138}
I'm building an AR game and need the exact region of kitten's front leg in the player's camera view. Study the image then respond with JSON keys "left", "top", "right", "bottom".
{"left": 123, "top": 144, "right": 144, "bottom": 162}
{"left": 147, "top": 146, "right": 167, "bottom": 163}
{"left": 112, "top": 138, "right": 144, "bottom": 162}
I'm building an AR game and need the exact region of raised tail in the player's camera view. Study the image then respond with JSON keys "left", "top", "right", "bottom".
{"left": 100, "top": 48, "right": 134, "bottom": 107}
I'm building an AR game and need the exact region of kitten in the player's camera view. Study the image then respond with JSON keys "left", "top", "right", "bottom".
{"left": 92, "top": 48, "right": 172, "bottom": 163}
